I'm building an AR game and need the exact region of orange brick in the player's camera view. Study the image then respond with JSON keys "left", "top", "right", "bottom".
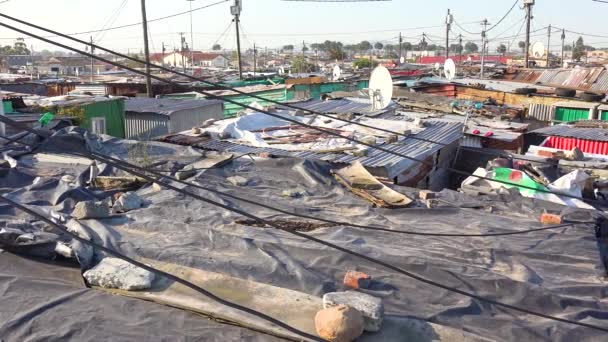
{"left": 540, "top": 213, "right": 563, "bottom": 225}
{"left": 343, "top": 270, "right": 371, "bottom": 289}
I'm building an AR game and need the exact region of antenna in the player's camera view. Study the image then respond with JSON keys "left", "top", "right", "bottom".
{"left": 444, "top": 58, "right": 456, "bottom": 81}
{"left": 332, "top": 65, "right": 341, "bottom": 81}
{"left": 532, "top": 41, "right": 545, "bottom": 58}
{"left": 368, "top": 65, "right": 393, "bottom": 110}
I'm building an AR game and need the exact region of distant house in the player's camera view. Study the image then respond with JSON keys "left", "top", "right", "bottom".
{"left": 155, "top": 51, "right": 229, "bottom": 69}
{"left": 2, "top": 55, "right": 42, "bottom": 71}
{"left": 38, "top": 57, "right": 110, "bottom": 76}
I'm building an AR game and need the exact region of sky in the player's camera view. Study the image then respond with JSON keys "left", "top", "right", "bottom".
{"left": 1, "top": 0, "right": 608, "bottom": 55}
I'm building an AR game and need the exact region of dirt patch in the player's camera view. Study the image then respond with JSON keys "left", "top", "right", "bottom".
{"left": 236, "top": 219, "right": 336, "bottom": 232}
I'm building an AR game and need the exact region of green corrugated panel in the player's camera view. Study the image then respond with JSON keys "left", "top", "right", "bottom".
{"left": 554, "top": 107, "right": 589, "bottom": 122}
{"left": 357, "top": 80, "right": 369, "bottom": 89}
{"left": 600, "top": 111, "right": 608, "bottom": 121}
{"left": 222, "top": 88, "right": 287, "bottom": 117}
{"left": 84, "top": 99, "right": 126, "bottom": 138}
{"left": 3, "top": 101, "right": 13, "bottom": 113}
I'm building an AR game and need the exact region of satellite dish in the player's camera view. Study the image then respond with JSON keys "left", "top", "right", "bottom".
{"left": 444, "top": 58, "right": 456, "bottom": 81}
{"left": 467, "top": 56, "right": 472, "bottom": 62}
{"left": 563, "top": 61, "right": 569, "bottom": 69}
{"left": 400, "top": 56, "right": 405, "bottom": 64}
{"left": 532, "top": 42, "right": 545, "bottom": 58}
{"left": 368, "top": 66, "right": 393, "bottom": 110}
{"left": 434, "top": 62, "right": 441, "bottom": 71}
{"left": 332, "top": 65, "right": 341, "bottom": 81}
{"left": 278, "top": 66, "right": 285, "bottom": 75}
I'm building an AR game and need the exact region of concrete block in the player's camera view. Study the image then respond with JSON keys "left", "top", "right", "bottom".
{"left": 83, "top": 257, "right": 155, "bottom": 291}
{"left": 72, "top": 200, "right": 111, "bottom": 219}
{"left": 343, "top": 270, "right": 371, "bottom": 289}
{"left": 114, "top": 192, "right": 143, "bottom": 213}
{"left": 323, "top": 291, "right": 384, "bottom": 332}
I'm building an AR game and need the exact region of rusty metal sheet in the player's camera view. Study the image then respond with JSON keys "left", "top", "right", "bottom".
{"left": 590, "top": 70, "right": 608, "bottom": 92}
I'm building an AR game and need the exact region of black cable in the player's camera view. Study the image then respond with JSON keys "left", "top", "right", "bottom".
{"left": 4, "top": 127, "right": 607, "bottom": 334}
{"left": 486, "top": 0, "right": 520, "bottom": 33}
{"left": 454, "top": 20, "right": 481, "bottom": 36}
{"left": 0, "top": 132, "right": 587, "bottom": 239}
{"left": 0, "top": 12, "right": 563, "bottom": 172}
{"left": 0, "top": 195, "right": 324, "bottom": 342}
{"left": 0, "top": 20, "right": 603, "bottom": 207}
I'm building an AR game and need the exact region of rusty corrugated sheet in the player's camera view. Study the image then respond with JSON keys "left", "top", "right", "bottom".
{"left": 590, "top": 70, "right": 608, "bottom": 92}
{"left": 512, "top": 70, "right": 543, "bottom": 83}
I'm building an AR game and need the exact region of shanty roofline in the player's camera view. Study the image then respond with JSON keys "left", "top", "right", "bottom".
{"left": 277, "top": 98, "right": 396, "bottom": 116}
{"left": 509, "top": 67, "right": 608, "bottom": 92}
{"left": 552, "top": 101, "right": 600, "bottom": 109}
{"left": 532, "top": 125, "right": 608, "bottom": 142}
{"left": 124, "top": 98, "right": 223, "bottom": 115}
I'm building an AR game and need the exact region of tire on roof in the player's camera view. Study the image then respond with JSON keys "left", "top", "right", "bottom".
{"left": 580, "top": 91, "right": 605, "bottom": 102}
{"left": 514, "top": 88, "right": 537, "bottom": 95}
{"left": 555, "top": 88, "right": 576, "bottom": 98}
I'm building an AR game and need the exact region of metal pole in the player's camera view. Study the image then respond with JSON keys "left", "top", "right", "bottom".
{"left": 90, "top": 36, "right": 94, "bottom": 83}
{"left": 524, "top": 2, "right": 533, "bottom": 68}
{"left": 480, "top": 19, "right": 488, "bottom": 78}
{"left": 561, "top": 29, "right": 566, "bottom": 67}
{"left": 398, "top": 32, "right": 402, "bottom": 65}
{"left": 253, "top": 43, "right": 256, "bottom": 77}
{"left": 445, "top": 9, "right": 451, "bottom": 59}
{"left": 546, "top": 25, "right": 551, "bottom": 68}
{"left": 458, "top": 34, "right": 462, "bottom": 64}
{"left": 234, "top": 20, "right": 242, "bottom": 79}
{"left": 140, "top": 0, "right": 153, "bottom": 97}
{"left": 188, "top": 0, "right": 194, "bottom": 71}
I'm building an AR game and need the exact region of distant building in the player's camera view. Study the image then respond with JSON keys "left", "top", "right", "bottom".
{"left": 152, "top": 51, "right": 229, "bottom": 69}
{"left": 586, "top": 49, "right": 608, "bottom": 64}
{"left": 2, "top": 55, "right": 42, "bottom": 70}
{"left": 37, "top": 57, "right": 109, "bottom": 76}
{"left": 406, "top": 50, "right": 441, "bottom": 60}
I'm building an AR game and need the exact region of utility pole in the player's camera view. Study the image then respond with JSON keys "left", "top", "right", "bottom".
{"left": 398, "top": 32, "right": 403, "bottom": 65}
{"left": 161, "top": 42, "right": 166, "bottom": 69}
{"left": 445, "top": 9, "right": 452, "bottom": 59}
{"left": 561, "top": 29, "right": 566, "bottom": 67}
{"left": 480, "top": 19, "right": 489, "bottom": 78}
{"left": 302, "top": 40, "right": 306, "bottom": 59}
{"left": 90, "top": 36, "right": 95, "bottom": 83}
{"left": 524, "top": 0, "right": 535, "bottom": 69}
{"left": 546, "top": 25, "right": 551, "bottom": 68}
{"left": 458, "top": 34, "right": 463, "bottom": 64}
{"left": 231, "top": 0, "right": 243, "bottom": 79}
{"left": 140, "top": 0, "right": 153, "bottom": 97}
{"left": 187, "top": 0, "right": 195, "bottom": 72}
{"left": 253, "top": 43, "right": 257, "bottom": 77}
{"left": 179, "top": 32, "right": 186, "bottom": 73}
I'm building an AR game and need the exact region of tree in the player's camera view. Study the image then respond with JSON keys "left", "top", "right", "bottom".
{"left": 291, "top": 56, "right": 315, "bottom": 73}
{"left": 212, "top": 44, "right": 221, "bottom": 51}
{"left": 518, "top": 41, "right": 526, "bottom": 54}
{"left": 464, "top": 41, "right": 478, "bottom": 53}
{"left": 418, "top": 38, "right": 428, "bottom": 51}
{"left": 302, "top": 46, "right": 309, "bottom": 52}
{"left": 358, "top": 41, "right": 372, "bottom": 52}
{"left": 449, "top": 43, "right": 463, "bottom": 54}
{"left": 353, "top": 58, "right": 378, "bottom": 69}
{"left": 564, "top": 45, "right": 573, "bottom": 52}
{"left": 283, "top": 45, "right": 295, "bottom": 52}
{"left": 0, "top": 38, "right": 30, "bottom": 55}
{"left": 402, "top": 42, "right": 413, "bottom": 51}
{"left": 496, "top": 44, "right": 507, "bottom": 55}
{"left": 374, "top": 42, "right": 384, "bottom": 50}
{"left": 573, "top": 36, "right": 586, "bottom": 61}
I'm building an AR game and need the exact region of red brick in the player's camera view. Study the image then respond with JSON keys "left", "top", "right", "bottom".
{"left": 343, "top": 270, "right": 371, "bottom": 289}
{"left": 540, "top": 213, "right": 563, "bottom": 225}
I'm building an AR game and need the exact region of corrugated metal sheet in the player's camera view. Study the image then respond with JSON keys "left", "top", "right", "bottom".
{"left": 544, "top": 136, "right": 608, "bottom": 155}
{"left": 162, "top": 120, "right": 463, "bottom": 179}
{"left": 528, "top": 103, "right": 554, "bottom": 121}
{"left": 73, "top": 84, "right": 107, "bottom": 96}
{"left": 125, "top": 98, "right": 223, "bottom": 115}
{"left": 532, "top": 125, "right": 608, "bottom": 142}
{"left": 169, "top": 103, "right": 224, "bottom": 133}
{"left": 461, "top": 135, "right": 482, "bottom": 148}
{"left": 125, "top": 112, "right": 169, "bottom": 140}
{"left": 590, "top": 70, "right": 608, "bottom": 92}
{"left": 278, "top": 99, "right": 395, "bottom": 116}
{"left": 512, "top": 70, "right": 543, "bottom": 83}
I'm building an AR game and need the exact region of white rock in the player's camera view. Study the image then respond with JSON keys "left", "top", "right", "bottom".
{"left": 83, "top": 257, "right": 155, "bottom": 291}
{"left": 114, "top": 192, "right": 143, "bottom": 212}
{"left": 71, "top": 200, "right": 111, "bottom": 219}
{"left": 227, "top": 176, "right": 249, "bottom": 186}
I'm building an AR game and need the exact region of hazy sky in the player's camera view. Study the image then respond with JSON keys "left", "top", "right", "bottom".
{"left": 1, "top": 0, "right": 607, "bottom": 54}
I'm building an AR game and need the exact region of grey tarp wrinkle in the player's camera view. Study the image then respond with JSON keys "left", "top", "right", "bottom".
{"left": 0, "top": 130, "right": 607, "bottom": 341}
{"left": 0, "top": 253, "right": 282, "bottom": 342}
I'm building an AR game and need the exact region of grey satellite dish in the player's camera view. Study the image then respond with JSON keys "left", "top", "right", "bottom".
{"left": 444, "top": 58, "right": 456, "bottom": 81}
{"left": 332, "top": 65, "right": 342, "bottom": 81}
{"left": 532, "top": 42, "right": 545, "bottom": 58}
{"left": 400, "top": 56, "right": 405, "bottom": 64}
{"left": 368, "top": 66, "right": 393, "bottom": 110}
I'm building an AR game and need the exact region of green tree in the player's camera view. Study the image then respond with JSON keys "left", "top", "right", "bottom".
{"left": 291, "top": 56, "right": 315, "bottom": 73}
{"left": 518, "top": 41, "right": 526, "bottom": 54}
{"left": 212, "top": 44, "right": 221, "bottom": 51}
{"left": 283, "top": 45, "right": 295, "bottom": 52}
{"left": 497, "top": 44, "right": 507, "bottom": 55}
{"left": 358, "top": 41, "right": 372, "bottom": 52}
{"left": 374, "top": 42, "right": 384, "bottom": 50}
{"left": 464, "top": 41, "right": 479, "bottom": 53}
{"left": 449, "top": 43, "right": 463, "bottom": 53}
{"left": 573, "top": 36, "right": 586, "bottom": 61}
{"left": 0, "top": 38, "right": 30, "bottom": 55}
{"left": 353, "top": 58, "right": 378, "bottom": 69}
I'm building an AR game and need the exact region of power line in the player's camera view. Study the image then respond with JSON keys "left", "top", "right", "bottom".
{"left": 0, "top": 16, "right": 604, "bottom": 207}
{"left": 486, "top": 0, "right": 520, "bottom": 33}
{"left": 1, "top": 117, "right": 605, "bottom": 334}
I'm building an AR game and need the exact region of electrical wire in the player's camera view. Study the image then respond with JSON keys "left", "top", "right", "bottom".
{"left": 0, "top": 17, "right": 604, "bottom": 208}
{"left": 94, "top": 0, "right": 129, "bottom": 44}
{"left": 1, "top": 118, "right": 606, "bottom": 334}
{"left": 486, "top": 0, "right": 520, "bottom": 33}
{"left": 211, "top": 21, "right": 233, "bottom": 49}
{"left": 0, "top": 195, "right": 323, "bottom": 342}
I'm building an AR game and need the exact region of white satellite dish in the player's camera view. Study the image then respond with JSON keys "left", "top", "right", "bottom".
{"left": 563, "top": 61, "right": 569, "bottom": 69}
{"left": 532, "top": 42, "right": 545, "bottom": 58}
{"left": 278, "top": 66, "right": 285, "bottom": 75}
{"left": 434, "top": 62, "right": 441, "bottom": 71}
{"left": 444, "top": 58, "right": 456, "bottom": 81}
{"left": 467, "top": 56, "right": 472, "bottom": 62}
{"left": 332, "top": 65, "right": 342, "bottom": 81}
{"left": 400, "top": 56, "right": 405, "bottom": 64}
{"left": 368, "top": 66, "right": 393, "bottom": 110}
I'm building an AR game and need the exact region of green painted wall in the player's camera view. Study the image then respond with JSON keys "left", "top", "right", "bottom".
{"left": 286, "top": 80, "right": 370, "bottom": 101}
{"left": 223, "top": 88, "right": 287, "bottom": 117}
{"left": 601, "top": 111, "right": 608, "bottom": 121}
{"left": 554, "top": 107, "right": 590, "bottom": 122}
{"left": 83, "top": 99, "right": 125, "bottom": 138}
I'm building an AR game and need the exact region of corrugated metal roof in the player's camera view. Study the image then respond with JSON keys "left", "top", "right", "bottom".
{"left": 512, "top": 70, "right": 543, "bottom": 83}
{"left": 528, "top": 103, "right": 554, "bottom": 121}
{"left": 125, "top": 98, "right": 223, "bottom": 115}
{"left": 590, "top": 70, "right": 608, "bottom": 92}
{"left": 278, "top": 98, "right": 395, "bottom": 116}
{"left": 552, "top": 101, "right": 599, "bottom": 109}
{"left": 162, "top": 120, "right": 462, "bottom": 178}
{"left": 532, "top": 125, "right": 608, "bottom": 142}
